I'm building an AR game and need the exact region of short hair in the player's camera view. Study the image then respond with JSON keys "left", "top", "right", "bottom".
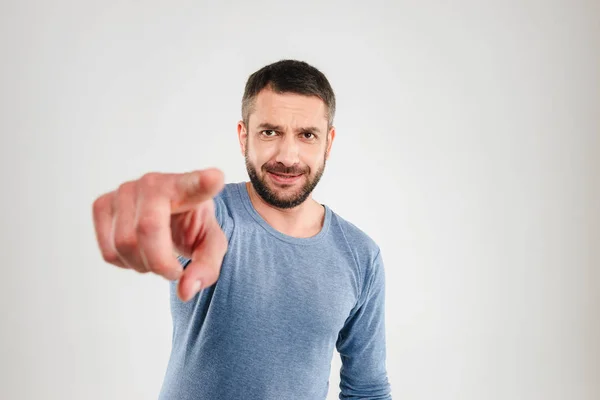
{"left": 241, "top": 59, "right": 336, "bottom": 128}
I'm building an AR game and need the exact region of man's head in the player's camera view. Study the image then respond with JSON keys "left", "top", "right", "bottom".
{"left": 238, "top": 59, "right": 336, "bottom": 209}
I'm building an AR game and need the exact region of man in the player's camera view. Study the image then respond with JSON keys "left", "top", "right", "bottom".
{"left": 92, "top": 59, "right": 392, "bottom": 399}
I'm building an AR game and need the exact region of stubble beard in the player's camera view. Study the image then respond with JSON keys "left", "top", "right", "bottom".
{"left": 244, "top": 140, "right": 327, "bottom": 209}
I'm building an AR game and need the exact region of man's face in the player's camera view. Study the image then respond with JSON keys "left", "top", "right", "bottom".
{"left": 238, "top": 88, "right": 335, "bottom": 209}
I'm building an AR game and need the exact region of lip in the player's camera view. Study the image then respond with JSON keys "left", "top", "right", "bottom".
{"left": 268, "top": 172, "right": 303, "bottom": 184}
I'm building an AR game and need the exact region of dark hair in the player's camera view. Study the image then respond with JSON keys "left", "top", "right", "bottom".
{"left": 241, "top": 59, "right": 336, "bottom": 128}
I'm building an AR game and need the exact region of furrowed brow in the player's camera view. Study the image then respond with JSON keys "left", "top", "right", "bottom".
{"left": 256, "top": 123, "right": 283, "bottom": 131}
{"left": 298, "top": 126, "right": 321, "bottom": 135}
{"left": 255, "top": 122, "right": 322, "bottom": 135}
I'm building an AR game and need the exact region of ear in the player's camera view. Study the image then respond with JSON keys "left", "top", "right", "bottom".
{"left": 325, "top": 126, "right": 335, "bottom": 160}
{"left": 237, "top": 120, "right": 247, "bottom": 156}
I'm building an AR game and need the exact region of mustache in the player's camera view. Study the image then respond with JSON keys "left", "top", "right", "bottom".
{"left": 264, "top": 164, "right": 307, "bottom": 175}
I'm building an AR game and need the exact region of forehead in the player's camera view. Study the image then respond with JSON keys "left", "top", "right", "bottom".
{"left": 249, "top": 88, "right": 328, "bottom": 128}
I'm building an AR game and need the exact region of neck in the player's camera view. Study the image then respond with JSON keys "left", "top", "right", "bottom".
{"left": 245, "top": 181, "right": 325, "bottom": 238}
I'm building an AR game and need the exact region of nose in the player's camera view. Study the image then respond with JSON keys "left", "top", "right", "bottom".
{"left": 274, "top": 134, "right": 300, "bottom": 167}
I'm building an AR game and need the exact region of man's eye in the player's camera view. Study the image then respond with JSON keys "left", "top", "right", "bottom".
{"left": 262, "top": 130, "right": 277, "bottom": 137}
{"left": 303, "top": 132, "right": 315, "bottom": 140}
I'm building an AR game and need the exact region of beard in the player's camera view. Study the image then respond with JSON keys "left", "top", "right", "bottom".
{"left": 245, "top": 142, "right": 327, "bottom": 209}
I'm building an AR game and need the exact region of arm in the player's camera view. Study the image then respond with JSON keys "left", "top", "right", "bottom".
{"left": 336, "top": 250, "right": 392, "bottom": 399}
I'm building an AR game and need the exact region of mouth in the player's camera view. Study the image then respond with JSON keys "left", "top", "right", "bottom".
{"left": 267, "top": 171, "right": 303, "bottom": 185}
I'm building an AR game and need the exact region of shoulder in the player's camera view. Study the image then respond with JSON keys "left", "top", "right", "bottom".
{"left": 213, "top": 182, "right": 244, "bottom": 224}
{"left": 328, "top": 208, "right": 383, "bottom": 286}
{"left": 329, "top": 209, "right": 381, "bottom": 258}
{"left": 214, "top": 181, "right": 240, "bottom": 204}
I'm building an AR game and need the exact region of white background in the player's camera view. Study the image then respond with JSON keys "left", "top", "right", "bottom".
{"left": 1, "top": 1, "right": 598, "bottom": 399}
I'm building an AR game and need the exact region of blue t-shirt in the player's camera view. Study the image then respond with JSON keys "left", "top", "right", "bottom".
{"left": 159, "top": 182, "right": 391, "bottom": 399}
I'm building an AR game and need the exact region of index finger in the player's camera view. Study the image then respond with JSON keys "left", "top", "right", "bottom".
{"left": 170, "top": 168, "right": 225, "bottom": 214}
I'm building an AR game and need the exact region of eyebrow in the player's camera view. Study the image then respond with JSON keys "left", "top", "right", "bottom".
{"left": 256, "top": 122, "right": 322, "bottom": 135}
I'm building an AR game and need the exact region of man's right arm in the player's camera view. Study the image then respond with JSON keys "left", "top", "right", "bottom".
{"left": 91, "top": 168, "right": 228, "bottom": 302}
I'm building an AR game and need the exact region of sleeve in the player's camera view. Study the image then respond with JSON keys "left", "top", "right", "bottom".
{"left": 213, "top": 194, "right": 226, "bottom": 229}
{"left": 336, "top": 249, "right": 392, "bottom": 399}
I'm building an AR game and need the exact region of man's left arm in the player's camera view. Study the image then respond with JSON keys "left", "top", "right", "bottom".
{"left": 336, "top": 249, "right": 392, "bottom": 399}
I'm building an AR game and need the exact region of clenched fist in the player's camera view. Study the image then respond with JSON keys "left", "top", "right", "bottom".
{"left": 92, "top": 168, "right": 228, "bottom": 302}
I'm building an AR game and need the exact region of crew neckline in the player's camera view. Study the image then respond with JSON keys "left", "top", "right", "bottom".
{"left": 236, "top": 181, "right": 331, "bottom": 245}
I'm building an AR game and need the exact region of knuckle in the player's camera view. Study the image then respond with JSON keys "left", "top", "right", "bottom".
{"left": 92, "top": 194, "right": 110, "bottom": 218}
{"left": 148, "top": 262, "right": 169, "bottom": 275}
{"left": 101, "top": 250, "right": 121, "bottom": 265}
{"left": 139, "top": 172, "right": 162, "bottom": 189}
{"left": 133, "top": 268, "right": 150, "bottom": 274}
{"left": 145, "top": 257, "right": 173, "bottom": 276}
{"left": 114, "top": 231, "right": 137, "bottom": 252}
{"left": 136, "top": 214, "right": 162, "bottom": 236}
{"left": 113, "top": 182, "right": 136, "bottom": 212}
{"left": 116, "top": 181, "right": 135, "bottom": 197}
{"left": 131, "top": 266, "right": 150, "bottom": 274}
{"left": 181, "top": 172, "right": 202, "bottom": 196}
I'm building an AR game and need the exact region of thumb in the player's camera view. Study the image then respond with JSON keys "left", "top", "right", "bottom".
{"left": 177, "top": 216, "right": 228, "bottom": 302}
{"left": 171, "top": 168, "right": 224, "bottom": 214}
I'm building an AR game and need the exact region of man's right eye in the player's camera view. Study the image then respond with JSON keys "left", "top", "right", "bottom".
{"left": 261, "top": 130, "right": 277, "bottom": 137}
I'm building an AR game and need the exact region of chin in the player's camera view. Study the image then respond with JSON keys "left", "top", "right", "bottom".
{"left": 268, "top": 184, "right": 301, "bottom": 198}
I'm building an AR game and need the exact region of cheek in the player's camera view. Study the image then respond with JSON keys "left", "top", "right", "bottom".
{"left": 305, "top": 149, "right": 325, "bottom": 167}
{"left": 263, "top": 145, "right": 280, "bottom": 160}
{"left": 248, "top": 142, "right": 276, "bottom": 165}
